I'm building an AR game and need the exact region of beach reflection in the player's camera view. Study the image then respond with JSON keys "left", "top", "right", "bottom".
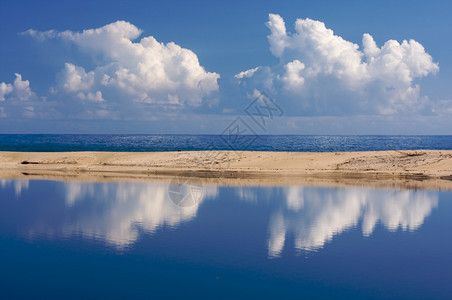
{"left": 266, "top": 187, "right": 438, "bottom": 257}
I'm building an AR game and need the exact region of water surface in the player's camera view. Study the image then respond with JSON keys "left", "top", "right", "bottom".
{"left": 1, "top": 134, "right": 451, "bottom": 152}
{"left": 0, "top": 179, "right": 451, "bottom": 299}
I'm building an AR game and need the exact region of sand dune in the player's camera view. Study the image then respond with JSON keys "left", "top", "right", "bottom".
{"left": 0, "top": 150, "right": 451, "bottom": 189}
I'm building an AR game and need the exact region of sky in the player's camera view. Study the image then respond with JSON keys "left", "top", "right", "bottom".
{"left": 1, "top": 0, "right": 451, "bottom": 134}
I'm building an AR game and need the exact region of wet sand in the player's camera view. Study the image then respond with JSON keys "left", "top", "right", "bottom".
{"left": 1, "top": 150, "right": 451, "bottom": 189}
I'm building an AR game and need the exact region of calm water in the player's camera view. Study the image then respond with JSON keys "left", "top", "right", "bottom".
{"left": 0, "top": 134, "right": 451, "bottom": 152}
{"left": 0, "top": 179, "right": 451, "bottom": 299}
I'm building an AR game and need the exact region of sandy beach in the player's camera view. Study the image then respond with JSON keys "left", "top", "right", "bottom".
{"left": 1, "top": 150, "right": 451, "bottom": 189}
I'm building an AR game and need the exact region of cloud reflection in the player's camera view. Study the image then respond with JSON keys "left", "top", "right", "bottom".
{"left": 0, "top": 180, "right": 440, "bottom": 256}
{"left": 267, "top": 187, "right": 438, "bottom": 257}
{"left": 0, "top": 179, "right": 29, "bottom": 196}
{"left": 0, "top": 180, "right": 217, "bottom": 248}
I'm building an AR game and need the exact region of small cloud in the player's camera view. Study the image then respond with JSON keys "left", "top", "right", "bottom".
{"left": 77, "top": 91, "right": 104, "bottom": 102}
{"left": 0, "top": 106, "right": 6, "bottom": 118}
{"left": 234, "top": 67, "right": 260, "bottom": 79}
{"left": 0, "top": 73, "right": 36, "bottom": 102}
{"left": 0, "top": 82, "right": 13, "bottom": 101}
{"left": 24, "top": 106, "right": 35, "bottom": 117}
{"left": 221, "top": 108, "right": 234, "bottom": 113}
{"left": 431, "top": 99, "right": 452, "bottom": 116}
{"left": 21, "top": 29, "right": 59, "bottom": 41}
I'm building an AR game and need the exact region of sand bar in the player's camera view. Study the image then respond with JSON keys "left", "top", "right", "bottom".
{"left": 1, "top": 150, "right": 451, "bottom": 190}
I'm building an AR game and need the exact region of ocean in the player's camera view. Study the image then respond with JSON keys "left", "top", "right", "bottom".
{"left": 0, "top": 134, "right": 451, "bottom": 152}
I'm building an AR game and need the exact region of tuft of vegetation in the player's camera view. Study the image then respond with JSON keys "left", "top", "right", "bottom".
{"left": 21, "top": 161, "right": 39, "bottom": 164}
{"left": 387, "top": 145, "right": 425, "bottom": 157}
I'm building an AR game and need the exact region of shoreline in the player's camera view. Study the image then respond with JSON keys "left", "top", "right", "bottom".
{"left": 1, "top": 150, "right": 451, "bottom": 189}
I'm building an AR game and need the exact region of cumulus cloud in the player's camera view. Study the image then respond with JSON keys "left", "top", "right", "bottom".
{"left": 0, "top": 82, "right": 13, "bottom": 101}
{"left": 0, "top": 73, "right": 39, "bottom": 118}
{"left": 24, "top": 21, "right": 219, "bottom": 114}
{"left": 0, "top": 73, "right": 35, "bottom": 102}
{"left": 431, "top": 99, "right": 452, "bottom": 117}
{"left": 57, "top": 63, "right": 104, "bottom": 102}
{"left": 236, "top": 14, "right": 439, "bottom": 115}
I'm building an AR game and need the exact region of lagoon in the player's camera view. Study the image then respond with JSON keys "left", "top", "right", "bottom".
{"left": 0, "top": 179, "right": 451, "bottom": 299}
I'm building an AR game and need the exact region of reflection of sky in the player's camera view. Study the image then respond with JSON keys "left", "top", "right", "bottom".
{"left": 0, "top": 180, "right": 439, "bottom": 256}
{"left": 267, "top": 187, "right": 439, "bottom": 257}
{"left": 1, "top": 179, "right": 29, "bottom": 196}
{"left": 0, "top": 180, "right": 217, "bottom": 247}
{"left": 61, "top": 181, "right": 218, "bottom": 246}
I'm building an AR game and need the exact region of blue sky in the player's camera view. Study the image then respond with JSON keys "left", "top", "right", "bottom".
{"left": 1, "top": 0, "right": 451, "bottom": 134}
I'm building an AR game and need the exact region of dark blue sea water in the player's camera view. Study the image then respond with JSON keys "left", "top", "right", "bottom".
{"left": 0, "top": 180, "right": 451, "bottom": 299}
{"left": 0, "top": 134, "right": 451, "bottom": 152}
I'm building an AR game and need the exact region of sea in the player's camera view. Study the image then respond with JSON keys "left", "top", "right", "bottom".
{"left": 0, "top": 134, "right": 451, "bottom": 152}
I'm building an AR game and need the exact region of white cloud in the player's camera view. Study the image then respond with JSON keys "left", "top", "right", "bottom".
{"left": 234, "top": 67, "right": 261, "bottom": 79}
{"left": 21, "top": 29, "right": 59, "bottom": 41}
{"left": 60, "top": 63, "right": 95, "bottom": 93}
{"left": 77, "top": 91, "right": 104, "bottom": 102}
{"left": 0, "top": 82, "right": 13, "bottom": 101}
{"left": 432, "top": 99, "right": 452, "bottom": 116}
{"left": 236, "top": 14, "right": 439, "bottom": 115}
{"left": 282, "top": 60, "right": 305, "bottom": 91}
{"left": 55, "top": 63, "right": 105, "bottom": 102}
{"left": 0, "top": 73, "right": 39, "bottom": 118}
{"left": 267, "top": 13, "right": 288, "bottom": 57}
{"left": 26, "top": 21, "right": 219, "bottom": 109}
{"left": 0, "top": 73, "right": 35, "bottom": 102}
